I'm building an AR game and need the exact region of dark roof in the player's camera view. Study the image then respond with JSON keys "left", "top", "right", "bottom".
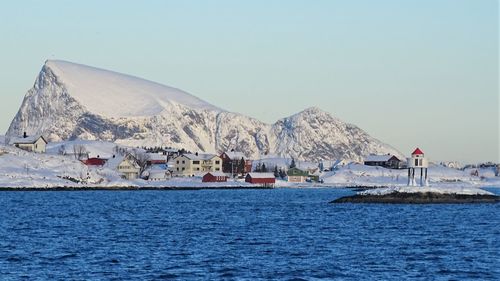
{"left": 287, "top": 167, "right": 309, "bottom": 177}
{"left": 10, "top": 135, "right": 47, "bottom": 145}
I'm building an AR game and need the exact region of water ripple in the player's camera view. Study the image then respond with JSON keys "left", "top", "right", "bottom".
{"left": 0, "top": 188, "right": 498, "bottom": 280}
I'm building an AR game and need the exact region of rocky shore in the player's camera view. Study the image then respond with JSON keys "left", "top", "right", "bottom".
{"left": 331, "top": 191, "right": 500, "bottom": 204}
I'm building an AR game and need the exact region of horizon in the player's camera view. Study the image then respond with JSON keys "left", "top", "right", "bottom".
{"left": 0, "top": 0, "right": 498, "bottom": 163}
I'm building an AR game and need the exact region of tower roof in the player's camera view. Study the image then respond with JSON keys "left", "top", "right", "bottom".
{"left": 411, "top": 148, "right": 424, "bottom": 155}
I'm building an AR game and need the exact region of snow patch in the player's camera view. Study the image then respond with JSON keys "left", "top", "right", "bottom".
{"left": 360, "top": 186, "right": 493, "bottom": 196}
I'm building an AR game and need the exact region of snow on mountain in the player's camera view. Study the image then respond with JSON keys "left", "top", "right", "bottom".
{"left": 270, "top": 107, "right": 403, "bottom": 161}
{"left": 44, "top": 60, "right": 221, "bottom": 117}
{"left": 7, "top": 60, "right": 402, "bottom": 162}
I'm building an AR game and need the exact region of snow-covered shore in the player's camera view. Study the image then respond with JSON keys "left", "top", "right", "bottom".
{"left": 0, "top": 142, "right": 499, "bottom": 190}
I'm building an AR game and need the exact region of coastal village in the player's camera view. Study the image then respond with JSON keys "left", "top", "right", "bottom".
{"left": 3, "top": 132, "right": 499, "bottom": 189}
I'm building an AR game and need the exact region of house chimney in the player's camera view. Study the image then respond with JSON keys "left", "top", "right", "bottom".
{"left": 23, "top": 132, "right": 27, "bottom": 138}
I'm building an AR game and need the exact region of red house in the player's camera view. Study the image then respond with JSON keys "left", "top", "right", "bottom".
{"left": 220, "top": 151, "right": 253, "bottom": 175}
{"left": 82, "top": 157, "right": 107, "bottom": 166}
{"left": 202, "top": 172, "right": 228, "bottom": 183}
{"left": 245, "top": 173, "right": 276, "bottom": 186}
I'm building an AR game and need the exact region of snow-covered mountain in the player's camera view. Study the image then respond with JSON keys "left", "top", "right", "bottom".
{"left": 6, "top": 60, "right": 402, "bottom": 161}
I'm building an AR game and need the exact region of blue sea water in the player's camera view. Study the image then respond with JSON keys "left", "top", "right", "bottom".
{"left": 0, "top": 188, "right": 499, "bottom": 281}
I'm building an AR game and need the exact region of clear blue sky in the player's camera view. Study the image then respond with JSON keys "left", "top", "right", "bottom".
{"left": 0, "top": 0, "right": 498, "bottom": 163}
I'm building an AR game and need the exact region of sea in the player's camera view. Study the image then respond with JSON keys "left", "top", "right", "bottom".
{"left": 0, "top": 188, "right": 499, "bottom": 280}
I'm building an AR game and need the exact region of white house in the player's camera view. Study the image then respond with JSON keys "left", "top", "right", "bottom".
{"left": 106, "top": 154, "right": 141, "bottom": 180}
{"left": 9, "top": 133, "right": 47, "bottom": 153}
{"left": 147, "top": 168, "right": 170, "bottom": 181}
{"left": 172, "top": 153, "right": 222, "bottom": 177}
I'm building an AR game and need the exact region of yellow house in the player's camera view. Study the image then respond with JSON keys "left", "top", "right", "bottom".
{"left": 287, "top": 167, "right": 309, "bottom": 183}
{"left": 172, "top": 153, "right": 222, "bottom": 177}
{"left": 10, "top": 134, "right": 47, "bottom": 153}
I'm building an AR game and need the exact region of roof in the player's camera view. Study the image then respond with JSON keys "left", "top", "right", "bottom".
{"left": 204, "top": 172, "right": 227, "bottom": 177}
{"left": 179, "top": 153, "right": 218, "bottom": 161}
{"left": 287, "top": 167, "right": 309, "bottom": 176}
{"left": 364, "top": 154, "right": 399, "bottom": 162}
{"left": 247, "top": 173, "right": 275, "bottom": 179}
{"left": 222, "top": 151, "right": 247, "bottom": 160}
{"left": 146, "top": 153, "right": 167, "bottom": 161}
{"left": 412, "top": 148, "right": 424, "bottom": 155}
{"left": 9, "top": 135, "right": 47, "bottom": 145}
{"left": 148, "top": 170, "right": 168, "bottom": 178}
{"left": 105, "top": 154, "right": 139, "bottom": 169}
{"left": 83, "top": 158, "right": 107, "bottom": 166}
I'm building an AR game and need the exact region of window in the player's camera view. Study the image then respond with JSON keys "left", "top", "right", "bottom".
{"left": 215, "top": 161, "right": 220, "bottom": 164}
{"left": 215, "top": 168, "right": 220, "bottom": 171}
{"left": 176, "top": 168, "right": 179, "bottom": 171}
{"left": 182, "top": 160, "right": 185, "bottom": 164}
{"left": 176, "top": 161, "right": 179, "bottom": 164}
{"left": 415, "top": 159, "right": 418, "bottom": 166}
{"left": 419, "top": 159, "right": 422, "bottom": 166}
{"left": 196, "top": 168, "right": 200, "bottom": 171}
{"left": 193, "top": 161, "right": 200, "bottom": 165}
{"left": 182, "top": 167, "right": 185, "bottom": 171}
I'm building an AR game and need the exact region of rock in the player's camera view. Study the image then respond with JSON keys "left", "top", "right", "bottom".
{"left": 331, "top": 192, "right": 500, "bottom": 204}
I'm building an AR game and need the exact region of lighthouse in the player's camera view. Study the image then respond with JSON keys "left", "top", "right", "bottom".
{"left": 407, "top": 148, "right": 428, "bottom": 186}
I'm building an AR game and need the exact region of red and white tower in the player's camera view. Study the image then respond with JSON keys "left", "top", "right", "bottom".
{"left": 407, "top": 148, "right": 429, "bottom": 186}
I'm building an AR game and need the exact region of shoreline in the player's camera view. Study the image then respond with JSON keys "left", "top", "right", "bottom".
{"left": 0, "top": 185, "right": 377, "bottom": 191}
{"left": 0, "top": 186, "right": 278, "bottom": 191}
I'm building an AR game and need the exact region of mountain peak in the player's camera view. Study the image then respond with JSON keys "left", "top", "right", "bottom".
{"left": 41, "top": 60, "right": 222, "bottom": 118}
{"left": 299, "top": 106, "right": 327, "bottom": 115}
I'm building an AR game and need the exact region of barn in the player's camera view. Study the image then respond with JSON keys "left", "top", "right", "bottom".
{"left": 245, "top": 173, "right": 276, "bottom": 186}
{"left": 202, "top": 172, "right": 228, "bottom": 183}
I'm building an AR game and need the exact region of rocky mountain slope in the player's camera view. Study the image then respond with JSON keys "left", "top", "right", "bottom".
{"left": 6, "top": 60, "right": 402, "bottom": 161}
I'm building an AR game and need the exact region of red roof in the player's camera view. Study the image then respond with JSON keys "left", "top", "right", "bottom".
{"left": 83, "top": 158, "right": 107, "bottom": 166}
{"left": 411, "top": 148, "right": 424, "bottom": 155}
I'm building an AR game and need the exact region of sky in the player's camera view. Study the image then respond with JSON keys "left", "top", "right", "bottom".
{"left": 0, "top": 0, "right": 498, "bottom": 163}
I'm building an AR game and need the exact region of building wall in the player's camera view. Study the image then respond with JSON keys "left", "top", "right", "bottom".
{"left": 407, "top": 156, "right": 429, "bottom": 168}
{"left": 221, "top": 158, "right": 252, "bottom": 174}
{"left": 174, "top": 155, "right": 223, "bottom": 177}
{"left": 245, "top": 176, "right": 275, "bottom": 184}
{"left": 118, "top": 158, "right": 140, "bottom": 179}
{"left": 202, "top": 174, "right": 227, "bottom": 182}
{"left": 16, "top": 143, "right": 35, "bottom": 152}
{"left": 287, "top": 176, "right": 306, "bottom": 183}
{"left": 33, "top": 138, "right": 47, "bottom": 153}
